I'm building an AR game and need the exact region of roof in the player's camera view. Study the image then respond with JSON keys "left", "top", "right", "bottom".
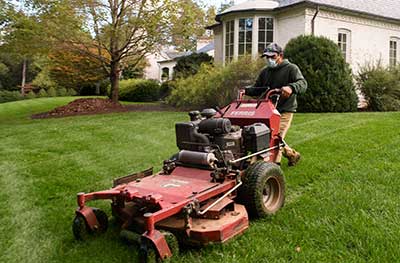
{"left": 216, "top": 0, "right": 400, "bottom": 22}
{"left": 197, "top": 42, "right": 214, "bottom": 54}
{"left": 278, "top": 0, "right": 400, "bottom": 21}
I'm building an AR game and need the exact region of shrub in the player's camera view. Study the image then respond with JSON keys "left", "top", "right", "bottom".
{"left": 47, "top": 87, "right": 57, "bottom": 97}
{"left": 0, "top": 90, "right": 23, "bottom": 103}
{"left": 356, "top": 63, "right": 400, "bottom": 111}
{"left": 38, "top": 89, "right": 48, "bottom": 97}
{"left": 284, "top": 35, "right": 358, "bottom": 112}
{"left": 118, "top": 79, "right": 161, "bottom": 102}
{"left": 173, "top": 53, "right": 213, "bottom": 79}
{"left": 67, "top": 89, "right": 77, "bottom": 96}
{"left": 26, "top": 92, "right": 36, "bottom": 99}
{"left": 167, "top": 56, "right": 264, "bottom": 109}
{"left": 57, "top": 88, "right": 68, "bottom": 97}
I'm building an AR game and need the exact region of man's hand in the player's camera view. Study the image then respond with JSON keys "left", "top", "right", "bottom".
{"left": 281, "top": 86, "right": 293, "bottom": 98}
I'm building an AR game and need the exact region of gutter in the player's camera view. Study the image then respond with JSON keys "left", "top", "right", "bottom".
{"left": 311, "top": 4, "right": 320, "bottom": 36}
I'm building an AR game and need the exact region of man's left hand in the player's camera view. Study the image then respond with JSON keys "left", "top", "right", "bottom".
{"left": 281, "top": 86, "right": 293, "bottom": 98}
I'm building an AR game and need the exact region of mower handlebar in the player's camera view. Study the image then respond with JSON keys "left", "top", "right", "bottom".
{"left": 239, "top": 87, "right": 282, "bottom": 101}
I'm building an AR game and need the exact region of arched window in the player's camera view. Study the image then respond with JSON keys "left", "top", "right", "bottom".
{"left": 258, "top": 17, "right": 274, "bottom": 54}
{"left": 161, "top": 67, "right": 170, "bottom": 81}
{"left": 338, "top": 29, "right": 351, "bottom": 62}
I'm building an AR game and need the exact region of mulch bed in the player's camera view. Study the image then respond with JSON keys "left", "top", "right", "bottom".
{"left": 31, "top": 98, "right": 179, "bottom": 119}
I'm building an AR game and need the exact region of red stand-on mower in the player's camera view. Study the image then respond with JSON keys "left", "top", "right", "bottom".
{"left": 72, "top": 89, "right": 286, "bottom": 262}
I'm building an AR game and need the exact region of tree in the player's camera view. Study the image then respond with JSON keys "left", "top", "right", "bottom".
{"left": 31, "top": 0, "right": 186, "bottom": 102}
{"left": 169, "top": 0, "right": 207, "bottom": 51}
{"left": 173, "top": 52, "right": 213, "bottom": 79}
{"left": 0, "top": 5, "right": 45, "bottom": 94}
{"left": 284, "top": 35, "right": 358, "bottom": 112}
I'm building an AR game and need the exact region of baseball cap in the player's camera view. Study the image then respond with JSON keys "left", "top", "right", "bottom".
{"left": 261, "top": 43, "right": 283, "bottom": 57}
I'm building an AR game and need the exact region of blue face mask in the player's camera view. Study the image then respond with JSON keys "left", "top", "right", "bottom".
{"left": 268, "top": 58, "right": 278, "bottom": 68}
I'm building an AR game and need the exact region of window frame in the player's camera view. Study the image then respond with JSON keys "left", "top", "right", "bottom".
{"left": 224, "top": 20, "right": 235, "bottom": 62}
{"left": 390, "top": 38, "right": 398, "bottom": 67}
{"left": 338, "top": 29, "right": 351, "bottom": 62}
{"left": 258, "top": 17, "right": 274, "bottom": 54}
{"left": 238, "top": 17, "right": 254, "bottom": 57}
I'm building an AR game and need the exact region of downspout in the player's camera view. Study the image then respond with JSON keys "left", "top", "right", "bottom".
{"left": 311, "top": 5, "right": 320, "bottom": 36}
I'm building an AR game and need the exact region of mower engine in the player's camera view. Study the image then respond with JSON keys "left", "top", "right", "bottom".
{"left": 175, "top": 109, "right": 271, "bottom": 169}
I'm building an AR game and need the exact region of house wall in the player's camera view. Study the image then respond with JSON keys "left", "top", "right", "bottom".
{"left": 276, "top": 8, "right": 306, "bottom": 47}
{"left": 305, "top": 8, "right": 400, "bottom": 73}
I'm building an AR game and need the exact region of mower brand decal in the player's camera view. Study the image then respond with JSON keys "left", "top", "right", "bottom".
{"left": 162, "top": 179, "right": 189, "bottom": 188}
{"left": 239, "top": 103, "right": 257, "bottom": 108}
{"left": 230, "top": 111, "right": 256, "bottom": 116}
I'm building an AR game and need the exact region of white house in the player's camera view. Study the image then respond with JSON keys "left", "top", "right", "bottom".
{"left": 143, "top": 38, "right": 215, "bottom": 82}
{"left": 208, "top": 0, "right": 400, "bottom": 74}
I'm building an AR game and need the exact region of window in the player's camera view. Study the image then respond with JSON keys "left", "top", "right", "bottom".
{"left": 238, "top": 18, "right": 253, "bottom": 56}
{"left": 161, "top": 67, "right": 169, "bottom": 81}
{"left": 225, "top": 20, "right": 234, "bottom": 62}
{"left": 258, "top": 18, "right": 274, "bottom": 53}
{"left": 338, "top": 29, "right": 351, "bottom": 62}
{"left": 338, "top": 33, "right": 347, "bottom": 60}
{"left": 390, "top": 39, "right": 398, "bottom": 67}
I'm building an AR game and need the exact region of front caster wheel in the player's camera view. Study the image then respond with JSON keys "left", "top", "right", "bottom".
{"left": 72, "top": 208, "right": 108, "bottom": 241}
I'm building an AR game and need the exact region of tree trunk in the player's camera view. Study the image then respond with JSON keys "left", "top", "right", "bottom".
{"left": 21, "top": 58, "right": 27, "bottom": 96}
{"left": 110, "top": 61, "right": 120, "bottom": 102}
{"left": 95, "top": 82, "right": 100, "bottom": 95}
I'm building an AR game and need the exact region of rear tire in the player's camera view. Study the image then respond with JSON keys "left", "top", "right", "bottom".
{"left": 238, "top": 162, "right": 285, "bottom": 218}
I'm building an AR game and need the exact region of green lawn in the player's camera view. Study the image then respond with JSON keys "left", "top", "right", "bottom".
{"left": 1, "top": 97, "right": 400, "bottom": 263}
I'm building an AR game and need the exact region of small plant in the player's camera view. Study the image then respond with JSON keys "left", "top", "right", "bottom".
{"left": 38, "top": 89, "right": 48, "bottom": 97}
{"left": 47, "top": 87, "right": 57, "bottom": 97}
{"left": 357, "top": 63, "right": 400, "bottom": 111}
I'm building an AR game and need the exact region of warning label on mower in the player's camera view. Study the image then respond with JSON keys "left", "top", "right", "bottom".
{"left": 161, "top": 179, "right": 189, "bottom": 188}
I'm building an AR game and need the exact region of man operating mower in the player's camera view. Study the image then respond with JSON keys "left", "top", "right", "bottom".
{"left": 253, "top": 43, "right": 307, "bottom": 166}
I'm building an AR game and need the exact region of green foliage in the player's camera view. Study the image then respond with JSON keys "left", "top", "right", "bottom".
{"left": 32, "top": 68, "right": 57, "bottom": 90}
{"left": 167, "top": 56, "right": 264, "bottom": 108}
{"left": 38, "top": 89, "right": 48, "bottom": 97}
{"left": 26, "top": 92, "right": 36, "bottom": 99}
{"left": 284, "top": 35, "right": 358, "bottom": 112}
{"left": 47, "top": 87, "right": 57, "bottom": 97}
{"left": 173, "top": 53, "right": 213, "bottom": 79}
{"left": 356, "top": 63, "right": 400, "bottom": 111}
{"left": 67, "top": 88, "right": 77, "bottom": 96}
{"left": 0, "top": 90, "right": 23, "bottom": 103}
{"left": 57, "top": 88, "right": 68, "bottom": 96}
{"left": 118, "top": 79, "right": 161, "bottom": 102}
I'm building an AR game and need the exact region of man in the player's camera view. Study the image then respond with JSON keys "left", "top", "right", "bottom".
{"left": 254, "top": 43, "right": 307, "bottom": 166}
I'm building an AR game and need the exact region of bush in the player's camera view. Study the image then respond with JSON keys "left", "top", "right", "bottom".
{"left": 47, "top": 87, "right": 57, "bottom": 97}
{"left": 57, "top": 88, "right": 68, "bottom": 96}
{"left": 26, "top": 92, "right": 36, "bottom": 99}
{"left": 284, "top": 35, "right": 358, "bottom": 112}
{"left": 173, "top": 53, "right": 213, "bottom": 79}
{"left": 118, "top": 79, "right": 161, "bottom": 102}
{"left": 167, "top": 56, "right": 264, "bottom": 109}
{"left": 38, "top": 89, "right": 48, "bottom": 97}
{"left": 67, "top": 89, "right": 77, "bottom": 96}
{"left": 0, "top": 90, "right": 23, "bottom": 103}
{"left": 356, "top": 63, "right": 400, "bottom": 111}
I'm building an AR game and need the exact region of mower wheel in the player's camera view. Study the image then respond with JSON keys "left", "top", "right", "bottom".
{"left": 138, "top": 240, "right": 158, "bottom": 263}
{"left": 238, "top": 161, "right": 285, "bottom": 218}
{"left": 72, "top": 214, "right": 91, "bottom": 241}
{"left": 72, "top": 208, "right": 108, "bottom": 241}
